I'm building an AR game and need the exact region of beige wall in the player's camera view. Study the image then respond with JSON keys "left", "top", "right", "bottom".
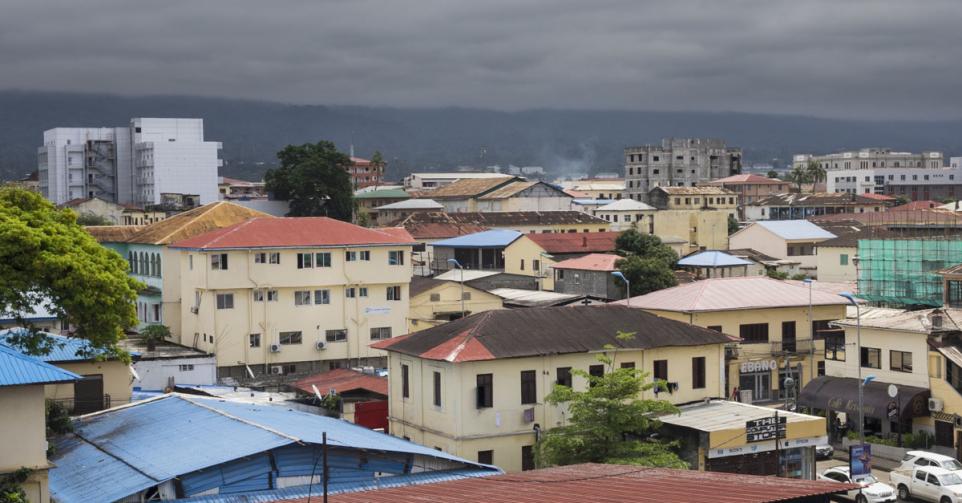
{"left": 178, "top": 245, "right": 412, "bottom": 368}
{"left": 593, "top": 210, "right": 656, "bottom": 232}
{"left": 387, "top": 342, "right": 726, "bottom": 472}
{"left": 823, "top": 326, "right": 929, "bottom": 388}
{"left": 815, "top": 246, "right": 857, "bottom": 283}
{"left": 44, "top": 360, "right": 133, "bottom": 406}
{"left": 652, "top": 210, "right": 731, "bottom": 252}
{"left": 730, "top": 225, "right": 787, "bottom": 263}
{"left": 503, "top": 237, "right": 557, "bottom": 291}
{"left": 408, "top": 283, "right": 503, "bottom": 332}
{"left": 162, "top": 246, "right": 183, "bottom": 339}
{"left": 0, "top": 385, "right": 49, "bottom": 473}
{"left": 709, "top": 416, "right": 826, "bottom": 450}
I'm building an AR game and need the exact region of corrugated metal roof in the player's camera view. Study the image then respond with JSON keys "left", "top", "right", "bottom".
{"left": 752, "top": 220, "right": 837, "bottom": 240}
{"left": 375, "top": 199, "right": 444, "bottom": 210}
{"left": 352, "top": 189, "right": 409, "bottom": 200}
{"left": 126, "top": 201, "right": 273, "bottom": 245}
{"left": 551, "top": 253, "right": 621, "bottom": 271}
{"left": 707, "top": 174, "right": 786, "bottom": 185}
{"left": 488, "top": 288, "right": 581, "bottom": 307}
{"left": 677, "top": 250, "right": 754, "bottom": 268}
{"left": 526, "top": 231, "right": 620, "bottom": 254}
{"left": 0, "top": 341, "right": 80, "bottom": 388}
{"left": 597, "top": 199, "right": 655, "bottom": 211}
{"left": 292, "top": 368, "right": 388, "bottom": 397}
{"left": 84, "top": 225, "right": 147, "bottom": 243}
{"left": 428, "top": 178, "right": 518, "bottom": 199}
{"left": 170, "top": 217, "right": 416, "bottom": 250}
{"left": 433, "top": 270, "right": 500, "bottom": 282}
{"left": 1, "top": 329, "right": 109, "bottom": 362}
{"left": 617, "top": 276, "right": 850, "bottom": 312}
{"left": 477, "top": 180, "right": 538, "bottom": 200}
{"left": 658, "top": 399, "right": 822, "bottom": 432}
{"left": 432, "top": 229, "right": 522, "bottom": 248}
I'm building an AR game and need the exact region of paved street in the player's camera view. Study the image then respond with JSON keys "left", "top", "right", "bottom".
{"left": 817, "top": 457, "right": 904, "bottom": 501}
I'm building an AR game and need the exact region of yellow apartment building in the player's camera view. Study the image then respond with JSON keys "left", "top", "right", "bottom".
{"left": 502, "top": 232, "right": 621, "bottom": 291}
{"left": 407, "top": 276, "right": 503, "bottom": 332}
{"left": 620, "top": 276, "right": 849, "bottom": 404}
{"left": 373, "top": 305, "right": 733, "bottom": 473}
{"left": 729, "top": 220, "right": 837, "bottom": 276}
{"left": 647, "top": 186, "right": 739, "bottom": 252}
{"left": 169, "top": 217, "right": 415, "bottom": 379}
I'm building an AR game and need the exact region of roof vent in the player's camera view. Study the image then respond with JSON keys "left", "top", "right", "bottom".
{"left": 931, "top": 314, "right": 943, "bottom": 329}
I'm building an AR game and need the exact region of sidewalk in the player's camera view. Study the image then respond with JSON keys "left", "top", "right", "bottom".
{"left": 832, "top": 448, "right": 900, "bottom": 472}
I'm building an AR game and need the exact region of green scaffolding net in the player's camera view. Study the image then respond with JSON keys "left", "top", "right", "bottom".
{"left": 857, "top": 238, "right": 962, "bottom": 306}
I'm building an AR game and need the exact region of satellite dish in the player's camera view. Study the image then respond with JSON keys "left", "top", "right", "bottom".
{"left": 888, "top": 384, "right": 898, "bottom": 398}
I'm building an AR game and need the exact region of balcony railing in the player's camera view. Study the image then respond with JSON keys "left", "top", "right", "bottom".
{"left": 771, "top": 339, "right": 815, "bottom": 355}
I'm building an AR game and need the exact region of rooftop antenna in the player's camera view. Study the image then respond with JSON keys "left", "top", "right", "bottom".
{"left": 350, "top": 144, "right": 355, "bottom": 158}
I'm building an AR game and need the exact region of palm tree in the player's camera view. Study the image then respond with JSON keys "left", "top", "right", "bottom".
{"left": 806, "top": 160, "right": 826, "bottom": 193}
{"left": 788, "top": 165, "right": 810, "bottom": 193}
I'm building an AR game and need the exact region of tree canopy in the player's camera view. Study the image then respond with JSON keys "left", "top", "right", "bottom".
{"left": 613, "top": 228, "right": 678, "bottom": 296}
{"left": 615, "top": 228, "right": 678, "bottom": 267}
{"left": 264, "top": 141, "right": 354, "bottom": 220}
{"left": 0, "top": 187, "right": 140, "bottom": 357}
{"left": 536, "top": 332, "right": 687, "bottom": 469}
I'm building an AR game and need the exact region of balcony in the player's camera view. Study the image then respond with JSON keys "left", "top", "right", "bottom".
{"left": 771, "top": 339, "right": 815, "bottom": 355}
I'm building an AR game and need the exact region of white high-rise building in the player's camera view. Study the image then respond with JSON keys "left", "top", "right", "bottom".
{"left": 38, "top": 118, "right": 222, "bottom": 206}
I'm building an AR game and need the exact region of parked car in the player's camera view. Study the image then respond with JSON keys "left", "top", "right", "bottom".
{"left": 899, "top": 451, "right": 962, "bottom": 473}
{"left": 890, "top": 466, "right": 962, "bottom": 503}
{"left": 816, "top": 444, "right": 834, "bottom": 460}
{"left": 818, "top": 466, "right": 896, "bottom": 503}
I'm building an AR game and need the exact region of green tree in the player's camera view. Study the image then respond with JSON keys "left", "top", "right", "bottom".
{"left": 787, "top": 165, "right": 810, "bottom": 192}
{"left": 369, "top": 150, "right": 386, "bottom": 186}
{"left": 615, "top": 255, "right": 678, "bottom": 296}
{"left": 766, "top": 169, "right": 779, "bottom": 179}
{"left": 615, "top": 228, "right": 678, "bottom": 267}
{"left": 139, "top": 323, "right": 171, "bottom": 351}
{"left": 75, "top": 212, "right": 113, "bottom": 226}
{"left": 264, "top": 141, "right": 354, "bottom": 220}
{"left": 727, "top": 214, "right": 739, "bottom": 235}
{"left": 805, "top": 160, "right": 826, "bottom": 192}
{"left": 895, "top": 195, "right": 910, "bottom": 206}
{"left": 537, "top": 333, "right": 686, "bottom": 469}
{"left": 0, "top": 187, "right": 140, "bottom": 358}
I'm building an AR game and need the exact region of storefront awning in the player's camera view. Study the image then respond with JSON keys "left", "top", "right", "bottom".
{"left": 799, "top": 375, "right": 929, "bottom": 422}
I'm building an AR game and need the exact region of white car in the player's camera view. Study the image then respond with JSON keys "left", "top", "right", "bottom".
{"left": 900, "top": 450, "right": 962, "bottom": 473}
{"left": 890, "top": 466, "right": 962, "bottom": 503}
{"left": 819, "top": 466, "right": 896, "bottom": 503}
{"left": 816, "top": 444, "right": 834, "bottom": 460}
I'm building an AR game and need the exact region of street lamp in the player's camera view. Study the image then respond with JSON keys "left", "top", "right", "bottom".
{"left": 612, "top": 271, "right": 630, "bottom": 307}
{"left": 804, "top": 278, "right": 814, "bottom": 379}
{"left": 448, "top": 259, "right": 465, "bottom": 320}
{"left": 839, "top": 291, "right": 863, "bottom": 446}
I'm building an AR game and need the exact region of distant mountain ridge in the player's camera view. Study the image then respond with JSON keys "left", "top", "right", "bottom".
{"left": 2, "top": 90, "right": 962, "bottom": 183}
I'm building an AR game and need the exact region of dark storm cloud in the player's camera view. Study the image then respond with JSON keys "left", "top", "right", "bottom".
{"left": 1, "top": 0, "right": 961, "bottom": 119}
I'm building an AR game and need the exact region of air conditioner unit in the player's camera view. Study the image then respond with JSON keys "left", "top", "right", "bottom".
{"left": 190, "top": 306, "right": 199, "bottom": 314}
{"left": 929, "top": 398, "right": 944, "bottom": 412}
{"left": 269, "top": 344, "right": 281, "bottom": 353}
{"left": 270, "top": 365, "right": 284, "bottom": 375}
{"left": 315, "top": 340, "right": 327, "bottom": 351}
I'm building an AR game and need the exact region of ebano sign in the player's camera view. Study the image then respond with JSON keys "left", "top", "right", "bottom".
{"left": 740, "top": 360, "right": 778, "bottom": 373}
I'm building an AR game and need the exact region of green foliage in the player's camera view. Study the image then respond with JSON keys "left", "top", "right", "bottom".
{"left": 766, "top": 170, "right": 779, "bottom": 179}
{"left": 140, "top": 324, "right": 170, "bottom": 342}
{"left": 767, "top": 269, "right": 789, "bottom": 280}
{"left": 0, "top": 468, "right": 31, "bottom": 503}
{"left": 727, "top": 214, "right": 739, "bottom": 235}
{"left": 850, "top": 430, "right": 934, "bottom": 449}
{"left": 895, "top": 196, "right": 910, "bottom": 206}
{"left": 788, "top": 165, "right": 811, "bottom": 192}
{"left": 790, "top": 273, "right": 810, "bottom": 281}
{"left": 74, "top": 212, "right": 113, "bottom": 226}
{"left": 615, "top": 228, "right": 678, "bottom": 267}
{"left": 264, "top": 141, "right": 354, "bottom": 220}
{"left": 0, "top": 187, "right": 140, "bottom": 358}
{"left": 45, "top": 400, "right": 73, "bottom": 435}
{"left": 537, "top": 336, "right": 687, "bottom": 469}
{"left": 615, "top": 256, "right": 678, "bottom": 296}
{"left": 805, "top": 160, "right": 826, "bottom": 191}
{"left": 355, "top": 208, "right": 372, "bottom": 228}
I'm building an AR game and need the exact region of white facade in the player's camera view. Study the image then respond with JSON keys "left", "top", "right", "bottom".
{"left": 132, "top": 356, "right": 218, "bottom": 390}
{"left": 403, "top": 172, "right": 511, "bottom": 190}
{"left": 38, "top": 118, "right": 221, "bottom": 206}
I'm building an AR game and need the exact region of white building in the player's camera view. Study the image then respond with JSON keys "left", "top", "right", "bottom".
{"left": 793, "top": 149, "right": 950, "bottom": 196}
{"left": 402, "top": 172, "right": 511, "bottom": 190}
{"left": 38, "top": 118, "right": 222, "bottom": 206}
{"left": 592, "top": 198, "right": 656, "bottom": 231}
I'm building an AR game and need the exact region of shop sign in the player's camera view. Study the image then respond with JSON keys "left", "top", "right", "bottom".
{"left": 740, "top": 359, "right": 777, "bottom": 373}
{"left": 746, "top": 416, "right": 787, "bottom": 442}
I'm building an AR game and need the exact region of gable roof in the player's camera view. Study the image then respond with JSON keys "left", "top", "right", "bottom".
{"left": 375, "top": 199, "right": 444, "bottom": 210}
{"left": 487, "top": 288, "right": 583, "bottom": 307}
{"left": 85, "top": 225, "right": 148, "bottom": 242}
{"left": 551, "top": 253, "right": 621, "bottom": 271}
{"left": 616, "top": 276, "right": 850, "bottom": 312}
{"left": 706, "top": 174, "right": 786, "bottom": 185}
{"left": 353, "top": 189, "right": 410, "bottom": 200}
{"left": 0, "top": 339, "right": 80, "bottom": 387}
{"left": 597, "top": 199, "right": 656, "bottom": 211}
{"left": 893, "top": 200, "right": 942, "bottom": 211}
{"left": 389, "top": 210, "right": 606, "bottom": 229}
{"left": 0, "top": 329, "right": 117, "bottom": 363}
{"left": 749, "top": 220, "right": 837, "bottom": 241}
{"left": 678, "top": 250, "right": 754, "bottom": 268}
{"left": 372, "top": 305, "right": 734, "bottom": 362}
{"left": 292, "top": 368, "right": 388, "bottom": 398}
{"left": 125, "top": 201, "right": 272, "bottom": 245}
{"left": 477, "top": 181, "right": 570, "bottom": 200}
{"left": 432, "top": 229, "right": 523, "bottom": 248}
{"left": 170, "top": 217, "right": 417, "bottom": 250}
{"left": 526, "top": 231, "right": 620, "bottom": 254}
{"left": 653, "top": 186, "right": 735, "bottom": 196}
{"left": 428, "top": 177, "right": 519, "bottom": 199}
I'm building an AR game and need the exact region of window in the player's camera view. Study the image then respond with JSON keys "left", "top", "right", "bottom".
{"left": 521, "top": 446, "right": 535, "bottom": 471}
{"left": 818, "top": 361, "right": 825, "bottom": 376}
{"left": 653, "top": 360, "right": 668, "bottom": 381}
{"left": 588, "top": 364, "right": 604, "bottom": 387}
{"left": 254, "top": 253, "right": 267, "bottom": 264}
{"left": 188, "top": 254, "right": 193, "bottom": 270}
{"left": 279, "top": 331, "right": 302, "bottom": 345}
{"left": 891, "top": 350, "right": 913, "bottom": 372}
{"left": 370, "top": 327, "right": 392, "bottom": 340}
{"left": 294, "top": 291, "right": 311, "bottom": 306}
{"left": 556, "top": 367, "right": 572, "bottom": 388}
{"left": 621, "top": 362, "right": 635, "bottom": 369}
{"left": 861, "top": 347, "right": 881, "bottom": 369}
{"left": 314, "top": 289, "right": 330, "bottom": 305}
{"left": 253, "top": 290, "right": 265, "bottom": 302}
{"left": 346, "top": 251, "right": 357, "bottom": 262}
{"left": 297, "top": 253, "right": 313, "bottom": 269}
{"left": 179, "top": 364, "right": 195, "bottom": 371}
{"left": 811, "top": 320, "right": 833, "bottom": 339}
{"left": 739, "top": 323, "right": 769, "bottom": 343}
{"left": 359, "top": 287, "right": 368, "bottom": 297}
{"left": 478, "top": 450, "right": 493, "bottom": 465}
{"left": 359, "top": 250, "right": 370, "bottom": 261}
{"left": 211, "top": 253, "right": 228, "bottom": 270}
{"left": 476, "top": 374, "right": 493, "bottom": 408}
{"left": 430, "top": 293, "right": 441, "bottom": 302}
{"left": 387, "top": 286, "right": 402, "bottom": 301}
{"left": 267, "top": 290, "right": 278, "bottom": 302}
{"left": 315, "top": 252, "right": 331, "bottom": 267}
{"left": 707, "top": 325, "right": 723, "bottom": 332}
{"left": 520, "top": 370, "right": 537, "bottom": 404}
{"left": 520, "top": 259, "right": 525, "bottom": 271}
{"left": 346, "top": 288, "right": 356, "bottom": 298}
{"left": 840, "top": 253, "right": 849, "bottom": 266}
{"left": 325, "top": 329, "right": 347, "bottom": 342}
{"left": 249, "top": 333, "right": 260, "bottom": 348}
{"left": 216, "top": 293, "right": 234, "bottom": 309}
{"left": 389, "top": 250, "right": 405, "bottom": 265}
{"left": 692, "top": 357, "right": 706, "bottom": 389}
{"left": 433, "top": 371, "right": 442, "bottom": 407}
{"left": 825, "top": 333, "right": 846, "bottom": 361}
{"left": 462, "top": 291, "right": 471, "bottom": 300}
{"left": 269, "top": 252, "right": 280, "bottom": 264}
{"left": 402, "top": 364, "right": 410, "bottom": 398}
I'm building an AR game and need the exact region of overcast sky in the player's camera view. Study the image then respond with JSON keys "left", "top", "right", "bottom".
{"left": 2, "top": 0, "right": 961, "bottom": 120}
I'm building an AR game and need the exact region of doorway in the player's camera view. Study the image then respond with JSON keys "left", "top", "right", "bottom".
{"left": 73, "top": 374, "right": 104, "bottom": 414}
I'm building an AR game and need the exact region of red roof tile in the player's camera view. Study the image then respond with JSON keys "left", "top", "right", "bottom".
{"left": 292, "top": 368, "right": 387, "bottom": 397}
{"left": 552, "top": 253, "right": 621, "bottom": 271}
{"left": 169, "top": 217, "right": 416, "bottom": 249}
{"left": 526, "top": 231, "right": 620, "bottom": 254}
{"left": 300, "top": 464, "right": 857, "bottom": 503}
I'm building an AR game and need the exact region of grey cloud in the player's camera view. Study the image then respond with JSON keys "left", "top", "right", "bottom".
{"left": 0, "top": 0, "right": 960, "bottom": 119}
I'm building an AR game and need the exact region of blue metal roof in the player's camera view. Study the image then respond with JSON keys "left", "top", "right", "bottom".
{"left": 49, "top": 394, "right": 499, "bottom": 502}
{"left": 432, "top": 229, "right": 522, "bottom": 248}
{"left": 678, "top": 250, "right": 754, "bottom": 268}
{"left": 0, "top": 341, "right": 80, "bottom": 388}
{"left": 754, "top": 220, "right": 837, "bottom": 240}
{"left": 0, "top": 328, "right": 106, "bottom": 362}
{"left": 572, "top": 198, "right": 611, "bottom": 205}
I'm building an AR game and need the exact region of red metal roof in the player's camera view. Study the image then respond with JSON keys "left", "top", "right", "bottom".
{"left": 552, "top": 253, "right": 621, "bottom": 271}
{"left": 858, "top": 193, "right": 896, "bottom": 201}
{"left": 526, "top": 231, "right": 620, "bottom": 254}
{"left": 169, "top": 217, "right": 416, "bottom": 249}
{"left": 892, "top": 200, "right": 941, "bottom": 211}
{"left": 291, "top": 368, "right": 387, "bottom": 397}
{"left": 296, "top": 464, "right": 856, "bottom": 503}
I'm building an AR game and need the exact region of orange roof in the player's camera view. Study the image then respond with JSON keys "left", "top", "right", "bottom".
{"left": 858, "top": 193, "right": 896, "bottom": 201}
{"left": 169, "top": 217, "right": 417, "bottom": 250}
{"left": 552, "top": 253, "right": 621, "bottom": 271}
{"left": 292, "top": 368, "right": 387, "bottom": 397}
{"left": 892, "top": 200, "right": 941, "bottom": 211}
{"left": 526, "top": 231, "right": 620, "bottom": 254}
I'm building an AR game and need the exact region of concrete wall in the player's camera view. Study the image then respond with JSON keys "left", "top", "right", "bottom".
{"left": 503, "top": 237, "right": 556, "bottom": 290}
{"left": 133, "top": 356, "right": 217, "bottom": 390}
{"left": 408, "top": 283, "right": 503, "bottom": 332}
{"left": 652, "top": 210, "right": 731, "bottom": 252}
{"left": 46, "top": 360, "right": 133, "bottom": 406}
{"left": 816, "top": 246, "right": 858, "bottom": 283}
{"left": 730, "top": 224, "right": 789, "bottom": 264}
{"left": 823, "top": 326, "right": 930, "bottom": 389}
{"left": 0, "top": 385, "right": 48, "bottom": 473}
{"left": 554, "top": 269, "right": 621, "bottom": 300}
{"left": 132, "top": 118, "right": 221, "bottom": 206}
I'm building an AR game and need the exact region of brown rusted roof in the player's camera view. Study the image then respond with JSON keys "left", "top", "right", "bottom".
{"left": 292, "top": 368, "right": 387, "bottom": 398}
{"left": 526, "top": 231, "right": 620, "bottom": 254}
{"left": 427, "top": 177, "right": 519, "bottom": 199}
{"left": 85, "top": 225, "right": 147, "bottom": 243}
{"left": 391, "top": 211, "right": 606, "bottom": 228}
{"left": 125, "top": 201, "right": 272, "bottom": 245}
